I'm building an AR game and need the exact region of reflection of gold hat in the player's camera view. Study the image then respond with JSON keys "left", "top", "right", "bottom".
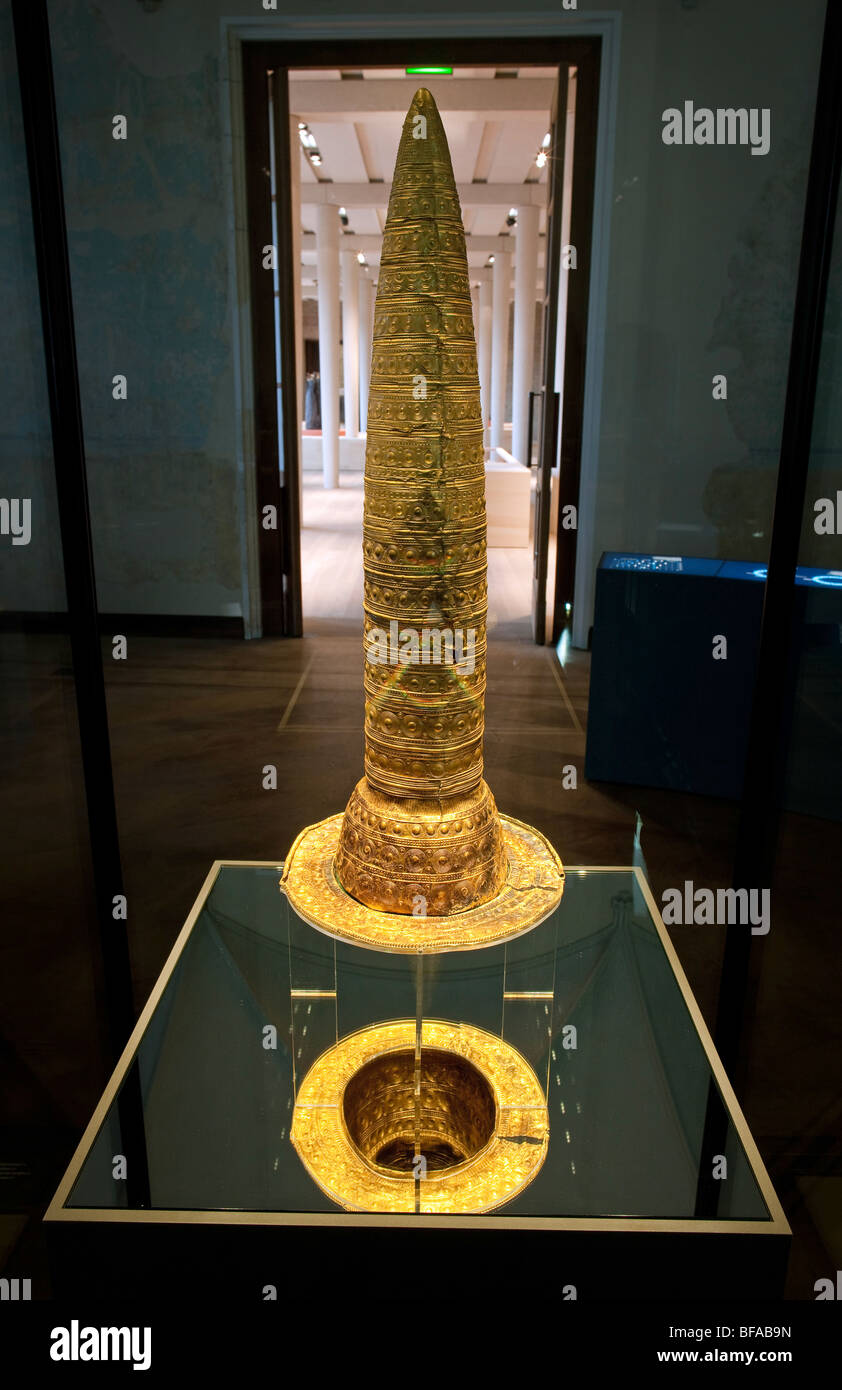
{"left": 282, "top": 90, "right": 563, "bottom": 951}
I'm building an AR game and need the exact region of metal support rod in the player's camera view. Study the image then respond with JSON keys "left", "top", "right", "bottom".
{"left": 715, "top": 0, "right": 842, "bottom": 1080}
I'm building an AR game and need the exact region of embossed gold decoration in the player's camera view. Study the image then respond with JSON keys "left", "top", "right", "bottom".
{"left": 291, "top": 1019, "right": 549, "bottom": 1214}
{"left": 281, "top": 88, "right": 564, "bottom": 948}
{"left": 283, "top": 810, "right": 562, "bottom": 953}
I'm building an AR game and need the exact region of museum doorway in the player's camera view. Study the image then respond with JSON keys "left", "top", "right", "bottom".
{"left": 241, "top": 37, "right": 602, "bottom": 643}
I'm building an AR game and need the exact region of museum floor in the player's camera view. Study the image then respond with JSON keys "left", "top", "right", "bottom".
{"left": 1, "top": 475, "right": 839, "bottom": 1298}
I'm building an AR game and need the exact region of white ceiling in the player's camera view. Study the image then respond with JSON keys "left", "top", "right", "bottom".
{"left": 291, "top": 67, "right": 568, "bottom": 279}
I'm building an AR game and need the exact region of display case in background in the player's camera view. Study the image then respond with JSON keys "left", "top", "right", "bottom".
{"left": 586, "top": 553, "right": 842, "bottom": 817}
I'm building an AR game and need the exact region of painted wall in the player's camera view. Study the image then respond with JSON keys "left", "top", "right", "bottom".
{"left": 47, "top": 0, "right": 247, "bottom": 620}
{"left": 7, "top": 0, "right": 829, "bottom": 626}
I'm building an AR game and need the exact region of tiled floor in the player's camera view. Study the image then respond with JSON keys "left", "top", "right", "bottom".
{"left": 0, "top": 477, "right": 839, "bottom": 1297}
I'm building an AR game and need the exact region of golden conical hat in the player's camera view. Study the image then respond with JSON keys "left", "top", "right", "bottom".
{"left": 281, "top": 91, "right": 563, "bottom": 949}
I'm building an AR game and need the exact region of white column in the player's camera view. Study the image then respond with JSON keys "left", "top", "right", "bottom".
{"left": 490, "top": 251, "right": 511, "bottom": 452}
{"left": 341, "top": 249, "right": 360, "bottom": 439}
{"left": 288, "top": 116, "right": 305, "bottom": 438}
{"left": 511, "top": 205, "right": 540, "bottom": 467}
{"left": 555, "top": 81, "right": 577, "bottom": 403}
{"left": 358, "top": 271, "right": 373, "bottom": 433}
{"left": 316, "top": 205, "right": 340, "bottom": 488}
{"left": 477, "top": 279, "right": 492, "bottom": 452}
{"left": 470, "top": 284, "right": 480, "bottom": 339}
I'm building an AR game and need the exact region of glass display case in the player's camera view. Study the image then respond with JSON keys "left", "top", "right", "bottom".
{"left": 6, "top": 0, "right": 840, "bottom": 1325}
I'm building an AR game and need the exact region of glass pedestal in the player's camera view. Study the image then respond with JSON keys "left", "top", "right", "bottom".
{"left": 46, "top": 862, "right": 789, "bottom": 1300}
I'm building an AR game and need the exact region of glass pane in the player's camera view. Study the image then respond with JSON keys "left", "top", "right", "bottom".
{"left": 0, "top": 0, "right": 105, "bottom": 1287}
{"left": 567, "top": 3, "right": 828, "bottom": 1297}
{"left": 767, "top": 163, "right": 842, "bottom": 1288}
{"left": 41, "top": 1, "right": 824, "bottom": 1293}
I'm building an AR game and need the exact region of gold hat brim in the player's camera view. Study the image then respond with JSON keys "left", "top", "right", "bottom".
{"left": 280, "top": 812, "right": 564, "bottom": 953}
{"left": 291, "top": 1018, "right": 549, "bottom": 1213}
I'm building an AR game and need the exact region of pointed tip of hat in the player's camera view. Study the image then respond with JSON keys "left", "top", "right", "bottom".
{"left": 406, "top": 86, "right": 445, "bottom": 128}
{"left": 392, "top": 86, "right": 452, "bottom": 183}
{"left": 411, "top": 86, "right": 437, "bottom": 108}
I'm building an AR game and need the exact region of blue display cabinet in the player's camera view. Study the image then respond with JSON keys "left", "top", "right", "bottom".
{"left": 585, "top": 553, "right": 842, "bottom": 813}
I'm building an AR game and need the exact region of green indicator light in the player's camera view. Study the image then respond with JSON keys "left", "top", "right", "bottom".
{"left": 405, "top": 66, "right": 453, "bottom": 76}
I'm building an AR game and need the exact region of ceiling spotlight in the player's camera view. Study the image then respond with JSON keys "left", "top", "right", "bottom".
{"left": 506, "top": 208, "right": 517, "bottom": 227}
{"left": 310, "top": 153, "right": 322, "bottom": 167}
{"left": 535, "top": 150, "right": 547, "bottom": 169}
{"left": 298, "top": 122, "right": 306, "bottom": 131}
{"left": 357, "top": 251, "right": 366, "bottom": 265}
{"left": 542, "top": 132, "right": 552, "bottom": 148}
{"left": 300, "top": 130, "right": 317, "bottom": 150}
{"left": 339, "top": 207, "right": 349, "bottom": 227}
{"left": 488, "top": 255, "right": 495, "bottom": 264}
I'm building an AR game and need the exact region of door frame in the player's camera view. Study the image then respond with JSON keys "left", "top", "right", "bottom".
{"left": 551, "top": 37, "right": 601, "bottom": 646}
{"left": 222, "top": 12, "right": 621, "bottom": 641}
{"left": 533, "top": 63, "right": 568, "bottom": 644}
{"left": 242, "top": 57, "right": 303, "bottom": 637}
